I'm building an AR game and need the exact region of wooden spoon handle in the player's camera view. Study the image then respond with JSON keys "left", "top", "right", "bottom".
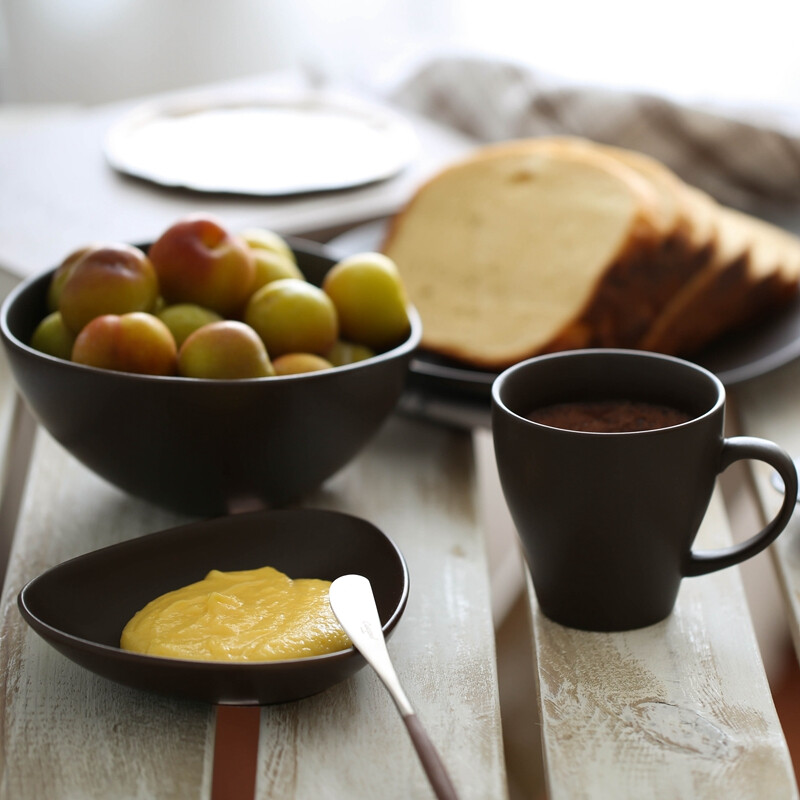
{"left": 403, "top": 713, "right": 461, "bottom": 800}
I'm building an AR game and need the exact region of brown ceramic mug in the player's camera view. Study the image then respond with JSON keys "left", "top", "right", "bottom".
{"left": 491, "top": 349, "right": 798, "bottom": 631}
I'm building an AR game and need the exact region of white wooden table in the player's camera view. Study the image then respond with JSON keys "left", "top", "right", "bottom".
{"left": 3, "top": 310, "right": 800, "bottom": 799}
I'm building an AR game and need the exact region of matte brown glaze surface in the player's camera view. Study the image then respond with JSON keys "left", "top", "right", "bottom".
{"left": 492, "top": 349, "right": 798, "bottom": 631}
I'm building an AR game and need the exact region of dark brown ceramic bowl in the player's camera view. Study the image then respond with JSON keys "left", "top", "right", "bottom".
{"left": 0, "top": 239, "right": 422, "bottom": 515}
{"left": 18, "top": 508, "right": 409, "bottom": 705}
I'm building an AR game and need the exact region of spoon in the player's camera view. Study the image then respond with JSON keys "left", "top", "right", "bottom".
{"left": 329, "top": 574, "right": 460, "bottom": 800}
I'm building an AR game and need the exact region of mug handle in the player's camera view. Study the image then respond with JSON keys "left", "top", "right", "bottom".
{"left": 684, "top": 436, "right": 798, "bottom": 577}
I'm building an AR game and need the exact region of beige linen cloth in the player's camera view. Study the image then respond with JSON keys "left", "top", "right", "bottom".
{"left": 385, "top": 54, "right": 800, "bottom": 224}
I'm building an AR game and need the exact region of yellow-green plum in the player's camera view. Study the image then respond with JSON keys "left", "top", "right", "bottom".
{"left": 239, "top": 227, "right": 296, "bottom": 264}
{"left": 178, "top": 321, "right": 275, "bottom": 379}
{"left": 322, "top": 252, "right": 411, "bottom": 349}
{"left": 244, "top": 278, "right": 338, "bottom": 358}
{"left": 157, "top": 303, "right": 222, "bottom": 348}
{"left": 72, "top": 312, "right": 177, "bottom": 375}
{"left": 272, "top": 353, "right": 333, "bottom": 375}
{"left": 47, "top": 243, "right": 102, "bottom": 312}
{"left": 148, "top": 215, "right": 255, "bottom": 317}
{"left": 240, "top": 228, "right": 303, "bottom": 292}
{"left": 30, "top": 311, "right": 76, "bottom": 360}
{"left": 325, "top": 340, "right": 375, "bottom": 366}
{"left": 58, "top": 244, "right": 159, "bottom": 335}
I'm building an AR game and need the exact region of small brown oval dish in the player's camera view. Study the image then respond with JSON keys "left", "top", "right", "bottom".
{"left": 18, "top": 508, "right": 409, "bottom": 705}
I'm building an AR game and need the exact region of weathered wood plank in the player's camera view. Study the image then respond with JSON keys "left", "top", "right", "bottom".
{"left": 0, "top": 269, "right": 31, "bottom": 586}
{"left": 0, "top": 335, "right": 21, "bottom": 515}
{"left": 254, "top": 416, "right": 509, "bottom": 800}
{"left": 0, "top": 429, "right": 213, "bottom": 800}
{"left": 0, "top": 271, "right": 20, "bottom": 489}
{"left": 528, "top": 487, "right": 797, "bottom": 800}
{"left": 734, "top": 358, "right": 800, "bottom": 658}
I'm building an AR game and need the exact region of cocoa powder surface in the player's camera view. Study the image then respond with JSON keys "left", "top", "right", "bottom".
{"left": 527, "top": 399, "right": 691, "bottom": 433}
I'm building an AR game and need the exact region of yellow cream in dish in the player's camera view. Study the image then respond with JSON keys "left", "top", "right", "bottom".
{"left": 120, "top": 566, "right": 351, "bottom": 662}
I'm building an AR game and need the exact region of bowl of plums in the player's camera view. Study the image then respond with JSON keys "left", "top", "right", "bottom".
{"left": 0, "top": 214, "right": 422, "bottom": 515}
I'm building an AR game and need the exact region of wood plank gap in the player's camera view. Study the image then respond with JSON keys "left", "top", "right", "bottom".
{"left": 211, "top": 706, "right": 262, "bottom": 800}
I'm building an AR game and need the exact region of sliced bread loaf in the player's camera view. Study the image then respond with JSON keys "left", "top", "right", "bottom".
{"left": 382, "top": 136, "right": 800, "bottom": 369}
{"left": 382, "top": 143, "right": 666, "bottom": 368}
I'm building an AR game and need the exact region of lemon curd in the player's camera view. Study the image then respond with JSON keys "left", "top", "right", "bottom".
{"left": 120, "top": 566, "right": 351, "bottom": 662}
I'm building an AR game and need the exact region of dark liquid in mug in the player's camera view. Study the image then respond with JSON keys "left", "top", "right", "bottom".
{"left": 527, "top": 399, "right": 692, "bottom": 433}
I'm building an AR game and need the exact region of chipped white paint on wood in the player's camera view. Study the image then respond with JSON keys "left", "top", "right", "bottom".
{"left": 734, "top": 357, "right": 800, "bottom": 660}
{"left": 527, "top": 487, "right": 798, "bottom": 799}
{"left": 256, "top": 416, "right": 509, "bottom": 800}
{"left": 0, "top": 429, "right": 214, "bottom": 800}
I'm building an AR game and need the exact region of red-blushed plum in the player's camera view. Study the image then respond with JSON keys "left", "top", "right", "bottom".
{"left": 244, "top": 278, "right": 338, "bottom": 358}
{"left": 148, "top": 215, "right": 256, "bottom": 316}
{"left": 46, "top": 243, "right": 102, "bottom": 312}
{"left": 30, "top": 312, "right": 76, "bottom": 360}
{"left": 157, "top": 303, "right": 223, "bottom": 348}
{"left": 58, "top": 244, "right": 159, "bottom": 334}
{"left": 272, "top": 353, "right": 333, "bottom": 375}
{"left": 240, "top": 228, "right": 304, "bottom": 292}
{"left": 72, "top": 312, "right": 177, "bottom": 375}
{"left": 178, "top": 320, "right": 275, "bottom": 379}
{"left": 322, "top": 252, "right": 411, "bottom": 350}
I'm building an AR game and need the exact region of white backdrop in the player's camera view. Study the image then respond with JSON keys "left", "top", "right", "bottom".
{"left": 2, "top": 0, "right": 800, "bottom": 111}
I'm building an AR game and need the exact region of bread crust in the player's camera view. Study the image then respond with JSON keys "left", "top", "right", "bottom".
{"left": 642, "top": 206, "right": 800, "bottom": 355}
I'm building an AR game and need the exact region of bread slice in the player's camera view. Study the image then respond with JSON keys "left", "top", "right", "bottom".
{"left": 641, "top": 206, "right": 800, "bottom": 355}
{"left": 477, "top": 137, "right": 679, "bottom": 237}
{"left": 482, "top": 137, "right": 719, "bottom": 264}
{"left": 382, "top": 143, "right": 666, "bottom": 369}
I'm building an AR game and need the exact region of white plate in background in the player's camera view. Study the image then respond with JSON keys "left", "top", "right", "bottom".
{"left": 105, "top": 90, "right": 418, "bottom": 196}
